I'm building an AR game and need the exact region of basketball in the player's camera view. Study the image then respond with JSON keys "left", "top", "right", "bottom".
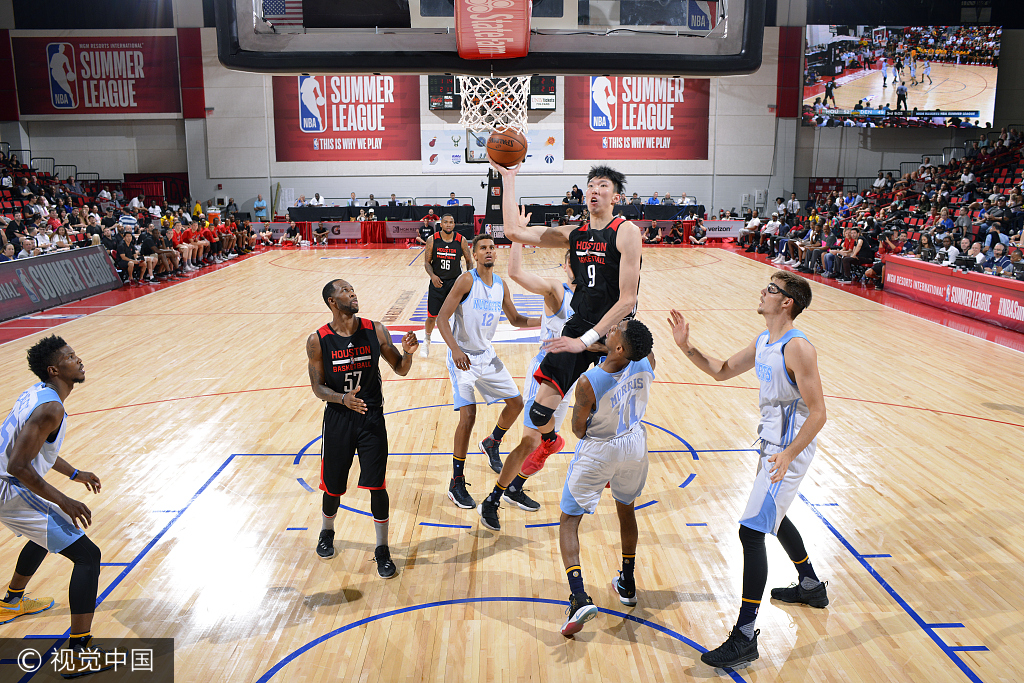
{"left": 486, "top": 128, "right": 528, "bottom": 167}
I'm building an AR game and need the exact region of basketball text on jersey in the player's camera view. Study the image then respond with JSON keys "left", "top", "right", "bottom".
{"left": 331, "top": 345, "right": 373, "bottom": 373}
{"left": 473, "top": 298, "right": 502, "bottom": 313}
{"left": 574, "top": 238, "right": 607, "bottom": 263}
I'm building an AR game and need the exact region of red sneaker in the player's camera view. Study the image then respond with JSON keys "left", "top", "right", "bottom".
{"left": 521, "top": 434, "right": 564, "bottom": 476}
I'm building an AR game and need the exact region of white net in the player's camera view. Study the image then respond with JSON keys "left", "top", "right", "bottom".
{"left": 457, "top": 76, "right": 530, "bottom": 134}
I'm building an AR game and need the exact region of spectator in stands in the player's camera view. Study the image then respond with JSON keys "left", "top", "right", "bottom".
{"left": 647, "top": 192, "right": 660, "bottom": 205}
{"left": 785, "top": 193, "right": 801, "bottom": 215}
{"left": 0, "top": 243, "right": 15, "bottom": 262}
{"left": 129, "top": 194, "right": 145, "bottom": 210}
{"left": 680, "top": 192, "right": 697, "bottom": 206}
{"left": 18, "top": 237, "right": 40, "bottom": 259}
{"left": 309, "top": 193, "right": 324, "bottom": 207}
{"left": 177, "top": 208, "right": 192, "bottom": 225}
{"left": 0, "top": 168, "right": 11, "bottom": 188}
{"left": 388, "top": 194, "right": 399, "bottom": 206}
{"left": 421, "top": 208, "right": 438, "bottom": 232}
{"left": 253, "top": 194, "right": 268, "bottom": 220}
{"left": 986, "top": 245, "right": 1013, "bottom": 275}
{"left": 8, "top": 154, "right": 20, "bottom": 169}
{"left": 294, "top": 195, "right": 307, "bottom": 207}
{"left": 984, "top": 224, "right": 1009, "bottom": 254}
{"left": 643, "top": 221, "right": 662, "bottom": 244}
{"left": 756, "top": 213, "right": 783, "bottom": 253}
{"left": 4, "top": 213, "right": 25, "bottom": 246}
{"left": 63, "top": 176, "right": 84, "bottom": 199}
{"left": 278, "top": 221, "right": 301, "bottom": 247}
{"left": 938, "top": 235, "right": 959, "bottom": 265}
{"left": 630, "top": 192, "right": 642, "bottom": 205}
{"left": 148, "top": 200, "right": 162, "bottom": 221}
{"left": 663, "top": 221, "right": 684, "bottom": 244}
{"left": 15, "top": 178, "right": 31, "bottom": 198}
{"left": 837, "top": 227, "right": 876, "bottom": 284}
{"left": 872, "top": 172, "right": 887, "bottom": 190}
{"left": 738, "top": 210, "right": 760, "bottom": 248}
{"left": 313, "top": 222, "right": 329, "bottom": 245}
{"left": 689, "top": 217, "right": 707, "bottom": 245}
{"left": 365, "top": 194, "right": 379, "bottom": 206}
{"left": 661, "top": 193, "right": 676, "bottom": 206}
{"left": 348, "top": 192, "right": 358, "bottom": 206}
{"left": 822, "top": 227, "right": 856, "bottom": 278}
{"left": 447, "top": 192, "right": 459, "bottom": 206}
{"left": 354, "top": 208, "right": 368, "bottom": 222}
{"left": 226, "top": 197, "right": 239, "bottom": 214}
{"left": 571, "top": 184, "right": 583, "bottom": 203}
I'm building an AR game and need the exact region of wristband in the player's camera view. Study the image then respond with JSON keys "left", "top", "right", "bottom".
{"left": 579, "top": 329, "right": 600, "bottom": 347}
{"left": 70, "top": 469, "right": 79, "bottom": 481}
{"left": 341, "top": 392, "right": 349, "bottom": 406}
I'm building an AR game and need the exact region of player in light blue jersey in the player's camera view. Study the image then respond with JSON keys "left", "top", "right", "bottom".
{"left": 558, "top": 319, "right": 654, "bottom": 637}
{"left": 0, "top": 335, "right": 114, "bottom": 677}
{"left": 669, "top": 271, "right": 828, "bottom": 670}
{"left": 477, "top": 242, "right": 577, "bottom": 529}
{"left": 437, "top": 234, "right": 540, "bottom": 512}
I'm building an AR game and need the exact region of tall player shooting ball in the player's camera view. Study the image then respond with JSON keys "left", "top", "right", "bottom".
{"left": 481, "top": 160, "right": 642, "bottom": 531}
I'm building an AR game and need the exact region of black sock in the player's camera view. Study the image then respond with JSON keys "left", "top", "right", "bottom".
{"left": 541, "top": 430, "right": 557, "bottom": 443}
{"left": 506, "top": 473, "right": 528, "bottom": 493}
{"left": 3, "top": 587, "right": 24, "bottom": 604}
{"left": 69, "top": 632, "right": 91, "bottom": 650}
{"left": 485, "top": 482, "right": 506, "bottom": 505}
{"left": 490, "top": 425, "right": 508, "bottom": 442}
{"left": 736, "top": 599, "right": 760, "bottom": 638}
{"left": 566, "top": 565, "right": 585, "bottom": 595}
{"left": 621, "top": 554, "right": 635, "bottom": 582}
{"left": 453, "top": 455, "right": 466, "bottom": 479}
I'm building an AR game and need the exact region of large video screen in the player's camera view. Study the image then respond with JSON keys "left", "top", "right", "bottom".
{"left": 802, "top": 26, "right": 1001, "bottom": 128}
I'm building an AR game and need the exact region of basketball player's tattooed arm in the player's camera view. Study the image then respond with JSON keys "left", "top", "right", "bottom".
{"left": 423, "top": 236, "right": 442, "bottom": 288}
{"left": 436, "top": 272, "right": 475, "bottom": 370}
{"left": 306, "top": 332, "right": 348, "bottom": 406}
{"left": 461, "top": 237, "right": 475, "bottom": 269}
{"left": 501, "top": 280, "right": 541, "bottom": 329}
{"left": 376, "top": 321, "right": 417, "bottom": 376}
{"left": 667, "top": 309, "right": 756, "bottom": 381}
{"left": 570, "top": 377, "right": 596, "bottom": 439}
{"left": 6, "top": 402, "right": 94, "bottom": 529}
{"left": 768, "top": 339, "right": 826, "bottom": 483}
{"left": 491, "top": 161, "right": 573, "bottom": 248}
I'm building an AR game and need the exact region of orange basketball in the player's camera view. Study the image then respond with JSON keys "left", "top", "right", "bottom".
{"left": 486, "top": 128, "right": 528, "bottom": 167}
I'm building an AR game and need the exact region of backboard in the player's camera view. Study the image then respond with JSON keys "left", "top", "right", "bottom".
{"left": 215, "top": 0, "right": 764, "bottom": 77}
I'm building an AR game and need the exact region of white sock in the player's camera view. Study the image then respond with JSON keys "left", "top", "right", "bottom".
{"left": 322, "top": 514, "right": 335, "bottom": 531}
{"left": 374, "top": 518, "right": 389, "bottom": 547}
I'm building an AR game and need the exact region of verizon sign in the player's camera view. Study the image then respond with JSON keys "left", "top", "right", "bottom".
{"left": 455, "top": 0, "right": 532, "bottom": 59}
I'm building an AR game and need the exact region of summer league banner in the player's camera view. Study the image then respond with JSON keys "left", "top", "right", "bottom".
{"left": 564, "top": 76, "right": 710, "bottom": 160}
{"left": 0, "top": 246, "right": 121, "bottom": 322}
{"left": 421, "top": 127, "right": 564, "bottom": 174}
{"left": 12, "top": 36, "right": 181, "bottom": 116}
{"left": 272, "top": 75, "right": 420, "bottom": 162}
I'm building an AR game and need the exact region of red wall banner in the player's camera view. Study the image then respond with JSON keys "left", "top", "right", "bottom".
{"left": 12, "top": 35, "right": 181, "bottom": 116}
{"left": 884, "top": 256, "right": 1024, "bottom": 333}
{"left": 272, "top": 75, "right": 420, "bottom": 162}
{"left": 564, "top": 76, "right": 710, "bottom": 160}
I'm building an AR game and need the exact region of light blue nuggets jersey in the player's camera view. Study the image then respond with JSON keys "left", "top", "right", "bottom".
{"left": 581, "top": 357, "right": 654, "bottom": 441}
{"left": 754, "top": 329, "right": 811, "bottom": 447}
{"left": 534, "top": 283, "right": 573, "bottom": 362}
{"left": 1, "top": 384, "right": 67, "bottom": 479}
{"left": 453, "top": 269, "right": 505, "bottom": 353}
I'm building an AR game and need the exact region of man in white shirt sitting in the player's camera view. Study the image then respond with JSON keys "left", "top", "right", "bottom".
{"left": 309, "top": 193, "right": 325, "bottom": 206}
{"left": 738, "top": 210, "right": 761, "bottom": 248}
{"left": 128, "top": 194, "right": 145, "bottom": 210}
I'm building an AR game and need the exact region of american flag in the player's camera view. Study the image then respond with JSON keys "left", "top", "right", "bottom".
{"left": 262, "top": 0, "right": 303, "bottom": 29}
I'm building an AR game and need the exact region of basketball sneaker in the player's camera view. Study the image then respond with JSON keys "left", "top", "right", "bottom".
{"left": 700, "top": 627, "right": 759, "bottom": 669}
{"left": 770, "top": 580, "right": 829, "bottom": 607}
{"left": 374, "top": 545, "right": 397, "bottom": 579}
{"left": 480, "top": 437, "right": 503, "bottom": 474}
{"left": 502, "top": 487, "right": 540, "bottom": 511}
{"left": 316, "top": 530, "right": 336, "bottom": 559}
{"left": 419, "top": 339, "right": 429, "bottom": 358}
{"left": 58, "top": 639, "right": 116, "bottom": 680}
{"left": 478, "top": 500, "right": 501, "bottom": 531}
{"left": 0, "top": 596, "right": 54, "bottom": 624}
{"left": 612, "top": 572, "right": 637, "bottom": 607}
{"left": 560, "top": 592, "right": 598, "bottom": 637}
{"left": 448, "top": 476, "right": 476, "bottom": 509}
{"left": 521, "top": 434, "right": 564, "bottom": 476}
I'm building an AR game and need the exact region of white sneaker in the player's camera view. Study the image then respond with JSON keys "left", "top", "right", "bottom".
{"left": 785, "top": 259, "right": 799, "bottom": 266}
{"left": 772, "top": 255, "right": 785, "bottom": 264}
{"left": 419, "top": 339, "right": 430, "bottom": 358}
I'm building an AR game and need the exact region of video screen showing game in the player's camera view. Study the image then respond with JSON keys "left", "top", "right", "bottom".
{"left": 802, "top": 25, "right": 1001, "bottom": 128}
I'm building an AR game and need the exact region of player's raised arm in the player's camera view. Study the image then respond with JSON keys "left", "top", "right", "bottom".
{"left": 436, "top": 271, "right": 475, "bottom": 370}
{"left": 491, "top": 161, "right": 572, "bottom": 248}
{"left": 668, "top": 309, "right": 756, "bottom": 381}
{"left": 376, "top": 321, "right": 417, "bottom": 376}
{"left": 500, "top": 276, "right": 541, "bottom": 329}
{"left": 508, "top": 242, "right": 563, "bottom": 313}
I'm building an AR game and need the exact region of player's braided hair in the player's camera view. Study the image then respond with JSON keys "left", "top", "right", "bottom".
{"left": 621, "top": 319, "right": 653, "bottom": 361}
{"left": 27, "top": 334, "right": 67, "bottom": 383}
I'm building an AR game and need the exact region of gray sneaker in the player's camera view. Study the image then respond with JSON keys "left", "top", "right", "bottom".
{"left": 447, "top": 476, "right": 476, "bottom": 509}
{"left": 502, "top": 487, "right": 540, "bottom": 511}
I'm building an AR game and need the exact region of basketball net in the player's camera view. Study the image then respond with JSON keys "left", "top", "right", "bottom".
{"left": 457, "top": 76, "right": 529, "bottom": 134}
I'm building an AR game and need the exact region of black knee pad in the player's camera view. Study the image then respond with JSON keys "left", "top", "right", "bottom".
{"left": 738, "top": 524, "right": 765, "bottom": 550}
{"left": 528, "top": 403, "right": 555, "bottom": 427}
{"left": 58, "top": 536, "right": 101, "bottom": 568}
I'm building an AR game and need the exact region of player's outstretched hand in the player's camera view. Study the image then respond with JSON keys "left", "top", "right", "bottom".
{"left": 59, "top": 495, "right": 92, "bottom": 529}
{"left": 344, "top": 385, "right": 367, "bottom": 414}
{"left": 452, "top": 349, "right": 472, "bottom": 371}
{"left": 542, "top": 335, "right": 586, "bottom": 354}
{"left": 489, "top": 160, "right": 521, "bottom": 178}
{"left": 767, "top": 449, "right": 797, "bottom": 483}
{"left": 401, "top": 331, "right": 420, "bottom": 354}
{"left": 75, "top": 470, "right": 102, "bottom": 494}
{"left": 667, "top": 310, "right": 690, "bottom": 350}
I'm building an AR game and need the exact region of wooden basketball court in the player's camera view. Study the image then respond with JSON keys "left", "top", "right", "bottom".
{"left": 1, "top": 245, "right": 1020, "bottom": 682}
{"left": 804, "top": 62, "right": 998, "bottom": 125}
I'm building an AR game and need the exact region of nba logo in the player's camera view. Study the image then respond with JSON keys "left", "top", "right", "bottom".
{"left": 687, "top": 1, "right": 717, "bottom": 31}
{"left": 590, "top": 77, "right": 617, "bottom": 132}
{"left": 297, "top": 76, "right": 327, "bottom": 133}
{"left": 46, "top": 43, "right": 78, "bottom": 109}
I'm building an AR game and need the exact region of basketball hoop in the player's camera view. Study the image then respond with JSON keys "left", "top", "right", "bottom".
{"left": 457, "top": 76, "right": 529, "bottom": 133}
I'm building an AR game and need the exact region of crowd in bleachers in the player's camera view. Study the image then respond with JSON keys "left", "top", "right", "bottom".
{"left": 0, "top": 152, "right": 267, "bottom": 284}
{"left": 734, "top": 131, "right": 1024, "bottom": 288}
